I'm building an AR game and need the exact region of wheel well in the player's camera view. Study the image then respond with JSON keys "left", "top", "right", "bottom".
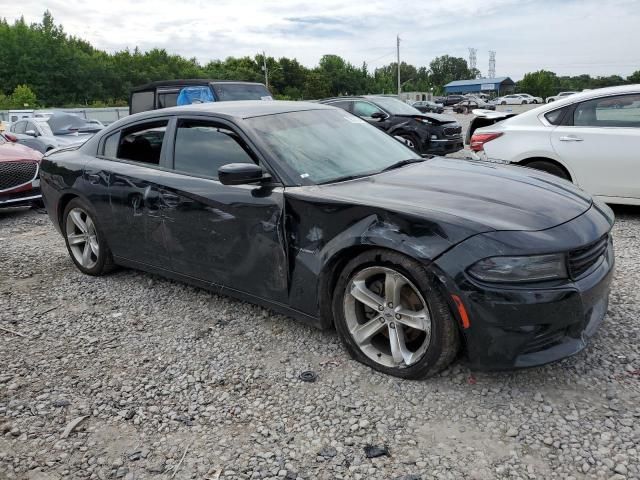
{"left": 318, "top": 245, "right": 469, "bottom": 346}
{"left": 318, "top": 245, "right": 373, "bottom": 329}
{"left": 57, "top": 193, "right": 78, "bottom": 230}
{"left": 518, "top": 157, "right": 572, "bottom": 181}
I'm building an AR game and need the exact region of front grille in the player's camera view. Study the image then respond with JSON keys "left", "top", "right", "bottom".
{"left": 568, "top": 234, "right": 609, "bottom": 279}
{"left": 0, "top": 161, "right": 38, "bottom": 191}
{"left": 444, "top": 125, "right": 462, "bottom": 136}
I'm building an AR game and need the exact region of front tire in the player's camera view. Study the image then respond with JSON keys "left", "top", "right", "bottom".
{"left": 63, "top": 197, "right": 114, "bottom": 275}
{"left": 399, "top": 134, "right": 421, "bottom": 154}
{"left": 332, "top": 249, "right": 460, "bottom": 379}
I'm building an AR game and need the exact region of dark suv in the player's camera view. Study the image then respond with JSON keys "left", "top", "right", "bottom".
{"left": 319, "top": 95, "right": 463, "bottom": 155}
{"left": 129, "top": 79, "right": 272, "bottom": 114}
{"left": 441, "top": 95, "right": 465, "bottom": 106}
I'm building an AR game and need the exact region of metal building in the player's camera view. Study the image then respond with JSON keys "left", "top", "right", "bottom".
{"left": 444, "top": 77, "right": 515, "bottom": 95}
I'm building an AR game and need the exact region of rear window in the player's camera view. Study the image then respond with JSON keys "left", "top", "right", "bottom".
{"left": 212, "top": 83, "right": 272, "bottom": 101}
{"left": 130, "top": 91, "right": 155, "bottom": 114}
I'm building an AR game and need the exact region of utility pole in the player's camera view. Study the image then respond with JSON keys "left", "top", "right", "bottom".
{"left": 396, "top": 35, "right": 401, "bottom": 97}
{"left": 262, "top": 51, "right": 268, "bottom": 89}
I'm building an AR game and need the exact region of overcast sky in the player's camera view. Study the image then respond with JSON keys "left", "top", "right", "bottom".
{"left": 6, "top": 0, "right": 640, "bottom": 80}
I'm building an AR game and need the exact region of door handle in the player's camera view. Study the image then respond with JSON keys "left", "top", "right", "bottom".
{"left": 559, "top": 136, "right": 583, "bottom": 142}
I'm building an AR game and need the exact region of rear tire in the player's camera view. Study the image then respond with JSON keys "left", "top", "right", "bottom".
{"left": 62, "top": 197, "right": 115, "bottom": 276}
{"left": 523, "top": 160, "right": 571, "bottom": 181}
{"left": 332, "top": 249, "right": 460, "bottom": 379}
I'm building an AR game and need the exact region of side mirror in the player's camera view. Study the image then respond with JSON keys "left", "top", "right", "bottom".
{"left": 25, "top": 129, "right": 38, "bottom": 137}
{"left": 370, "top": 111, "right": 387, "bottom": 120}
{"left": 4, "top": 132, "right": 18, "bottom": 142}
{"left": 219, "top": 163, "right": 269, "bottom": 186}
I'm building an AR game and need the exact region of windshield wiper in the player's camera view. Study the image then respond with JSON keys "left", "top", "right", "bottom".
{"left": 318, "top": 173, "right": 373, "bottom": 185}
{"left": 380, "top": 158, "right": 426, "bottom": 173}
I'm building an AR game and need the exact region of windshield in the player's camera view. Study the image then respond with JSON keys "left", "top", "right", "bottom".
{"left": 213, "top": 83, "right": 272, "bottom": 101}
{"left": 368, "top": 97, "right": 421, "bottom": 115}
{"left": 246, "top": 109, "right": 420, "bottom": 185}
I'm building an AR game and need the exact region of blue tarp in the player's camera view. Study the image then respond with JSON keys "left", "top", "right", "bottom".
{"left": 177, "top": 86, "right": 215, "bottom": 106}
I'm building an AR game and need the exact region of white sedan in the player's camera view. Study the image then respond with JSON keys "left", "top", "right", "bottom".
{"left": 546, "top": 91, "right": 578, "bottom": 103}
{"left": 517, "top": 93, "right": 544, "bottom": 104}
{"left": 470, "top": 85, "right": 640, "bottom": 205}
{"left": 493, "top": 94, "right": 529, "bottom": 105}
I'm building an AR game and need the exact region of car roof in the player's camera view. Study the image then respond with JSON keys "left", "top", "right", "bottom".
{"left": 320, "top": 95, "right": 407, "bottom": 104}
{"left": 124, "top": 100, "right": 336, "bottom": 122}
{"left": 496, "top": 84, "right": 640, "bottom": 126}
{"left": 131, "top": 79, "right": 266, "bottom": 92}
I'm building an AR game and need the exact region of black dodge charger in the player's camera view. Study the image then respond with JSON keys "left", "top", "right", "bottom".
{"left": 39, "top": 101, "right": 615, "bottom": 379}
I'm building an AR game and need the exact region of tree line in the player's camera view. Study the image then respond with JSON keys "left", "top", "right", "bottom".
{"left": 1, "top": 12, "right": 638, "bottom": 108}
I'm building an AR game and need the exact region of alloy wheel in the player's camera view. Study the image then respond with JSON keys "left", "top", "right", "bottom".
{"left": 401, "top": 136, "right": 416, "bottom": 150}
{"left": 65, "top": 207, "right": 99, "bottom": 269}
{"left": 343, "top": 266, "right": 432, "bottom": 368}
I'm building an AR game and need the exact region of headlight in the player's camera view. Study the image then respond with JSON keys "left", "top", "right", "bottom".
{"left": 467, "top": 254, "right": 567, "bottom": 283}
{"left": 430, "top": 134, "right": 438, "bottom": 140}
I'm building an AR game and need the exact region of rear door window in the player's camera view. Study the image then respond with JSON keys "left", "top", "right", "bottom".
{"left": 573, "top": 94, "right": 640, "bottom": 128}
{"left": 173, "top": 120, "right": 257, "bottom": 179}
{"left": 130, "top": 91, "right": 155, "bottom": 114}
{"left": 117, "top": 121, "right": 168, "bottom": 165}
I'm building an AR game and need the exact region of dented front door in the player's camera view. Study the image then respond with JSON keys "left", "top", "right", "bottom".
{"left": 154, "top": 173, "right": 289, "bottom": 304}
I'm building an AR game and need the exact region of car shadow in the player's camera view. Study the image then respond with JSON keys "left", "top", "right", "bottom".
{"left": 610, "top": 204, "right": 640, "bottom": 218}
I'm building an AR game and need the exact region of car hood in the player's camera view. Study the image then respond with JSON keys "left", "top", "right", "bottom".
{"left": 0, "top": 141, "right": 42, "bottom": 162}
{"left": 313, "top": 158, "right": 592, "bottom": 233}
{"left": 396, "top": 112, "right": 457, "bottom": 124}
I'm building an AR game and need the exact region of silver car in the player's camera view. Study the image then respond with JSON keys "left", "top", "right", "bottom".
{"left": 9, "top": 113, "right": 101, "bottom": 153}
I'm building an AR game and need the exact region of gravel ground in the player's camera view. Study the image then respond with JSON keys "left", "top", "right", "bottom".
{"left": 1, "top": 201, "right": 639, "bottom": 478}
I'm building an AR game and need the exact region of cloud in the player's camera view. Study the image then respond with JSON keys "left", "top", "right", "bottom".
{"left": 4, "top": 0, "right": 639, "bottom": 79}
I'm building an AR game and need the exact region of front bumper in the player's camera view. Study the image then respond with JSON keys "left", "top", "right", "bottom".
{"left": 427, "top": 138, "right": 464, "bottom": 155}
{"left": 0, "top": 181, "right": 41, "bottom": 208}
{"left": 434, "top": 205, "right": 615, "bottom": 370}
